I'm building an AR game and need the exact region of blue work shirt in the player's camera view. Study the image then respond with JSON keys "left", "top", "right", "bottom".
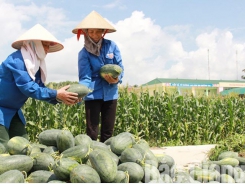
{"left": 0, "top": 50, "right": 58, "bottom": 128}
{"left": 78, "top": 38, "right": 124, "bottom": 101}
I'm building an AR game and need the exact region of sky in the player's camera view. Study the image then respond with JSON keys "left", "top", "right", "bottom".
{"left": 1, "top": 0, "right": 245, "bottom": 86}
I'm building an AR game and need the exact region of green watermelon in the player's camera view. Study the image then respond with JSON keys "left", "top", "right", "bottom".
{"left": 100, "top": 64, "right": 122, "bottom": 79}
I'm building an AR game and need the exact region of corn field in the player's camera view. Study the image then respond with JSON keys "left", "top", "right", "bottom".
{"left": 22, "top": 82, "right": 245, "bottom": 147}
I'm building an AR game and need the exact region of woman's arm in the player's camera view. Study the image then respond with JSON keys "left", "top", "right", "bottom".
{"left": 7, "top": 56, "right": 78, "bottom": 105}
{"left": 78, "top": 50, "right": 92, "bottom": 87}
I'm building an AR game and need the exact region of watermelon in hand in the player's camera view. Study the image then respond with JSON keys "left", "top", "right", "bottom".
{"left": 67, "top": 84, "right": 92, "bottom": 98}
{"left": 100, "top": 64, "right": 122, "bottom": 79}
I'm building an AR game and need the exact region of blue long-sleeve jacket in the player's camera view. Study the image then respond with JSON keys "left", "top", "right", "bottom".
{"left": 0, "top": 50, "right": 58, "bottom": 128}
{"left": 78, "top": 39, "right": 124, "bottom": 101}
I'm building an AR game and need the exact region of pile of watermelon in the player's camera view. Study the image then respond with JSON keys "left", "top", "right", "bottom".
{"left": 1, "top": 129, "right": 245, "bottom": 183}
{"left": 0, "top": 129, "right": 175, "bottom": 183}
{"left": 186, "top": 151, "right": 245, "bottom": 183}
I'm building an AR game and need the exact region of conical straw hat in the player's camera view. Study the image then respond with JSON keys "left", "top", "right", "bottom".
{"left": 72, "top": 10, "right": 116, "bottom": 35}
{"left": 12, "top": 24, "right": 64, "bottom": 53}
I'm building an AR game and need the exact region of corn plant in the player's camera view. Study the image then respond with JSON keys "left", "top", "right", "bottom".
{"left": 22, "top": 82, "right": 245, "bottom": 147}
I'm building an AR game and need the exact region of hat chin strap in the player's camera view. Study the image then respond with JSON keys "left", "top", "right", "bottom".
{"left": 77, "top": 29, "right": 83, "bottom": 41}
{"left": 77, "top": 29, "right": 108, "bottom": 41}
{"left": 102, "top": 29, "right": 108, "bottom": 38}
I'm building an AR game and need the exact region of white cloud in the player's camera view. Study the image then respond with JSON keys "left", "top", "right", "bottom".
{"left": 1, "top": 1, "right": 245, "bottom": 86}
{"left": 0, "top": 1, "right": 73, "bottom": 49}
{"left": 0, "top": 2, "right": 26, "bottom": 47}
{"left": 45, "top": 35, "right": 83, "bottom": 83}
{"left": 107, "top": 11, "right": 245, "bottom": 85}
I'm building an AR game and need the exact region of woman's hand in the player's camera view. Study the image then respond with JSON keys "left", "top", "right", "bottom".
{"left": 103, "top": 74, "right": 119, "bottom": 84}
{"left": 56, "top": 85, "right": 79, "bottom": 105}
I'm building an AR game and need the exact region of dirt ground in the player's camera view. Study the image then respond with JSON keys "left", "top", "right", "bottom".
{"left": 150, "top": 144, "right": 216, "bottom": 170}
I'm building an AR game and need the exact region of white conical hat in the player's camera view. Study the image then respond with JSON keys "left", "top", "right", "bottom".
{"left": 72, "top": 10, "right": 116, "bottom": 35}
{"left": 12, "top": 24, "right": 64, "bottom": 53}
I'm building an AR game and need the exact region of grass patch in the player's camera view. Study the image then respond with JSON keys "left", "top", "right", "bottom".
{"left": 207, "top": 133, "right": 245, "bottom": 161}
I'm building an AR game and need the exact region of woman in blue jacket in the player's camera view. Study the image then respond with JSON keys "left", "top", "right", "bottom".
{"left": 0, "top": 24, "right": 79, "bottom": 146}
{"left": 72, "top": 11, "right": 124, "bottom": 142}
